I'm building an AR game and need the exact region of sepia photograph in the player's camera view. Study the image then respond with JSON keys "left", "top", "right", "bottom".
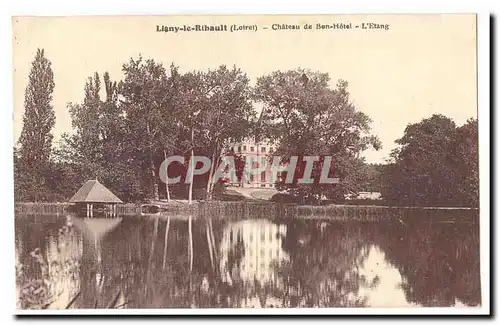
{"left": 11, "top": 13, "right": 487, "bottom": 314}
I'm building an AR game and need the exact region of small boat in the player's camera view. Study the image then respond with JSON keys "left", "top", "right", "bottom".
{"left": 141, "top": 204, "right": 161, "bottom": 216}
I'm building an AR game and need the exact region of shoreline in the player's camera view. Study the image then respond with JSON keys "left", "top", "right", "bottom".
{"left": 14, "top": 201, "right": 479, "bottom": 223}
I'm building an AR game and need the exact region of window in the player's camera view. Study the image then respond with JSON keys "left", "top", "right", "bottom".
{"left": 261, "top": 184, "right": 266, "bottom": 188}
{"left": 261, "top": 147, "right": 266, "bottom": 153}
{"left": 250, "top": 146, "right": 254, "bottom": 152}
{"left": 261, "top": 171, "right": 266, "bottom": 181}
{"left": 238, "top": 146, "right": 241, "bottom": 153}
{"left": 250, "top": 174, "right": 254, "bottom": 182}
{"left": 243, "top": 145, "right": 247, "bottom": 151}
{"left": 249, "top": 233, "right": 253, "bottom": 242}
{"left": 261, "top": 233, "right": 265, "bottom": 242}
{"left": 260, "top": 248, "right": 265, "bottom": 257}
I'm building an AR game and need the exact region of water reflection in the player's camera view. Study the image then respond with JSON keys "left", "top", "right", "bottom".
{"left": 15, "top": 217, "right": 82, "bottom": 309}
{"left": 378, "top": 222, "right": 481, "bottom": 307}
{"left": 219, "top": 220, "right": 288, "bottom": 307}
{"left": 15, "top": 214, "right": 481, "bottom": 309}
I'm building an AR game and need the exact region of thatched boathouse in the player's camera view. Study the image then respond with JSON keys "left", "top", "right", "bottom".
{"left": 68, "top": 179, "right": 123, "bottom": 217}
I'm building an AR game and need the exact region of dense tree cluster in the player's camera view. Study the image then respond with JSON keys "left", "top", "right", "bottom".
{"left": 15, "top": 52, "right": 255, "bottom": 203}
{"left": 253, "top": 70, "right": 381, "bottom": 203}
{"left": 382, "top": 115, "right": 479, "bottom": 207}
{"left": 14, "top": 49, "right": 479, "bottom": 207}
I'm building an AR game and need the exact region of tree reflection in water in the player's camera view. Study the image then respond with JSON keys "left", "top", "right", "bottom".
{"left": 15, "top": 216, "right": 81, "bottom": 309}
{"left": 15, "top": 213, "right": 481, "bottom": 309}
{"left": 77, "top": 217, "right": 195, "bottom": 308}
{"left": 379, "top": 221, "right": 481, "bottom": 307}
{"left": 274, "top": 221, "right": 377, "bottom": 307}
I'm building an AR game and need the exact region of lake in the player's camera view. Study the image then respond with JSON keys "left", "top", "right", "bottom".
{"left": 15, "top": 213, "right": 481, "bottom": 309}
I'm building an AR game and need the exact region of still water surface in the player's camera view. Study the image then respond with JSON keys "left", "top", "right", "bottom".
{"left": 15, "top": 214, "right": 481, "bottom": 309}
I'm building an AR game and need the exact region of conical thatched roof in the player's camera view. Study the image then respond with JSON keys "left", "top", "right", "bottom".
{"left": 69, "top": 180, "right": 123, "bottom": 204}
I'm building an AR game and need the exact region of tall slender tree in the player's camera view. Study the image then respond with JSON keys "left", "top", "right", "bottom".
{"left": 16, "top": 48, "right": 55, "bottom": 201}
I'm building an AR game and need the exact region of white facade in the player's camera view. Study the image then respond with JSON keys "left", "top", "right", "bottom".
{"left": 231, "top": 138, "right": 277, "bottom": 188}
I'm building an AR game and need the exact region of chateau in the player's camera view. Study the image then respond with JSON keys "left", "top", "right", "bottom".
{"left": 230, "top": 138, "right": 277, "bottom": 188}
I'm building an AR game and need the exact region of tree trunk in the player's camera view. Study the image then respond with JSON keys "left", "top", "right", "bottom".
{"left": 188, "top": 128, "right": 194, "bottom": 204}
{"left": 163, "top": 149, "right": 171, "bottom": 202}
{"left": 151, "top": 158, "right": 160, "bottom": 201}
{"left": 147, "top": 122, "right": 159, "bottom": 201}
{"left": 206, "top": 147, "right": 217, "bottom": 200}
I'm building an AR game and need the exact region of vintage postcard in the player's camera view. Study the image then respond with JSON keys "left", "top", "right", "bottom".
{"left": 12, "top": 14, "right": 487, "bottom": 314}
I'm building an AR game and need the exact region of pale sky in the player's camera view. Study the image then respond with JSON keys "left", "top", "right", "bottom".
{"left": 12, "top": 14, "right": 477, "bottom": 163}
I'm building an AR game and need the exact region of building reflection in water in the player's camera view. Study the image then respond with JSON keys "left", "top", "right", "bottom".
{"left": 220, "top": 220, "right": 287, "bottom": 284}
{"left": 15, "top": 213, "right": 481, "bottom": 309}
{"left": 218, "top": 220, "right": 288, "bottom": 307}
